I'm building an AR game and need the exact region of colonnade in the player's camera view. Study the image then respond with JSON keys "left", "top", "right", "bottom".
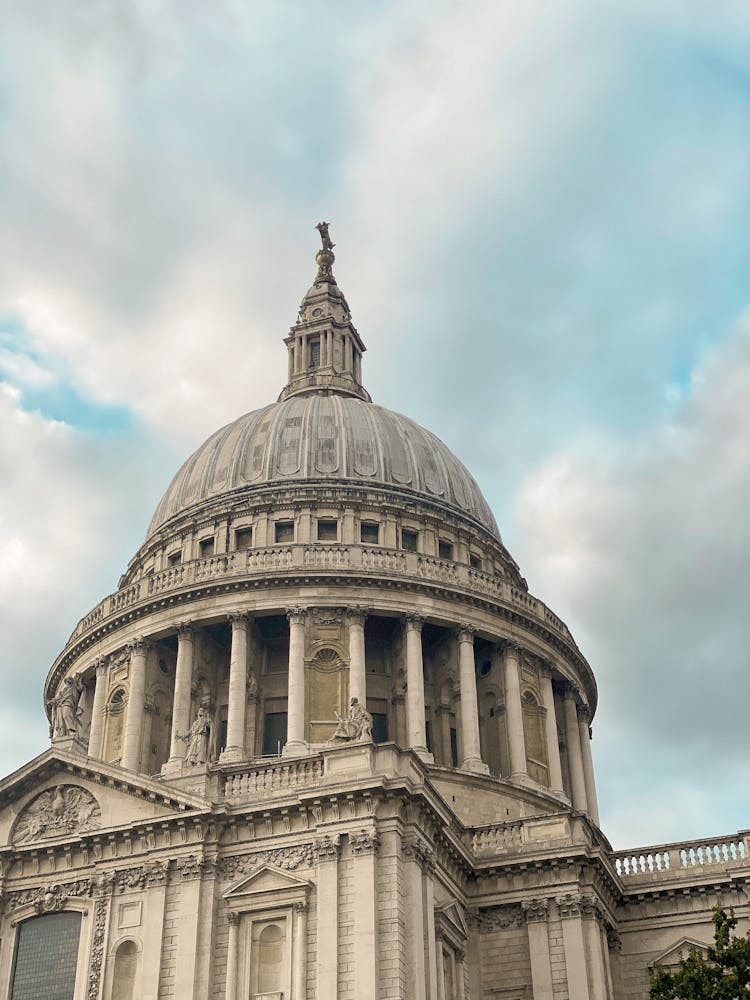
{"left": 85, "top": 607, "right": 599, "bottom": 822}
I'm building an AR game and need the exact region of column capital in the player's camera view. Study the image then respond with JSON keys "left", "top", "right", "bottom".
{"left": 563, "top": 683, "right": 581, "bottom": 704}
{"left": 500, "top": 639, "right": 521, "bottom": 657}
{"left": 229, "top": 612, "right": 250, "bottom": 630}
{"left": 286, "top": 606, "right": 307, "bottom": 625}
{"left": 538, "top": 660, "right": 553, "bottom": 681}
{"left": 94, "top": 656, "right": 108, "bottom": 676}
{"left": 350, "top": 829, "right": 380, "bottom": 855}
{"left": 227, "top": 911, "right": 239, "bottom": 926}
{"left": 176, "top": 621, "right": 195, "bottom": 639}
{"left": 404, "top": 613, "right": 425, "bottom": 633}
{"left": 577, "top": 704, "right": 592, "bottom": 726}
{"left": 522, "top": 898, "right": 550, "bottom": 923}
{"left": 128, "top": 636, "right": 149, "bottom": 656}
{"left": 346, "top": 607, "right": 367, "bottom": 627}
{"left": 455, "top": 625, "right": 475, "bottom": 644}
{"left": 294, "top": 900, "right": 309, "bottom": 913}
{"left": 313, "top": 833, "right": 340, "bottom": 863}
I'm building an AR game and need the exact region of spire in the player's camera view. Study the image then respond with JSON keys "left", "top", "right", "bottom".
{"left": 279, "top": 224, "right": 370, "bottom": 402}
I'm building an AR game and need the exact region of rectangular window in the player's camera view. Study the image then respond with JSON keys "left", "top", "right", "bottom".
{"left": 469, "top": 553, "right": 482, "bottom": 570}
{"left": 360, "top": 521, "right": 380, "bottom": 545}
{"left": 275, "top": 521, "right": 294, "bottom": 543}
{"left": 235, "top": 526, "right": 253, "bottom": 551}
{"left": 438, "top": 539, "right": 454, "bottom": 560}
{"left": 11, "top": 912, "right": 82, "bottom": 1000}
{"left": 401, "top": 529, "right": 418, "bottom": 552}
{"left": 167, "top": 550, "right": 181, "bottom": 567}
{"left": 317, "top": 519, "right": 338, "bottom": 542}
{"left": 198, "top": 536, "right": 215, "bottom": 558}
{"left": 309, "top": 338, "right": 320, "bottom": 368}
{"left": 263, "top": 712, "right": 288, "bottom": 756}
{"left": 450, "top": 726, "right": 459, "bottom": 767}
{"left": 367, "top": 698, "right": 389, "bottom": 744}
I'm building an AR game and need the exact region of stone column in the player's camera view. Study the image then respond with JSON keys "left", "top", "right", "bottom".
{"left": 539, "top": 665, "right": 564, "bottom": 794}
{"left": 558, "top": 895, "right": 591, "bottom": 1000}
{"left": 220, "top": 614, "right": 250, "bottom": 764}
{"left": 579, "top": 708, "right": 600, "bottom": 826}
{"left": 456, "top": 628, "right": 488, "bottom": 773}
{"left": 563, "top": 688, "right": 588, "bottom": 812}
{"left": 456, "top": 949, "right": 466, "bottom": 1000}
{"left": 524, "top": 900, "right": 554, "bottom": 1000}
{"left": 582, "top": 900, "right": 609, "bottom": 1000}
{"left": 315, "top": 835, "right": 340, "bottom": 999}
{"left": 122, "top": 638, "right": 148, "bottom": 772}
{"left": 224, "top": 912, "right": 239, "bottom": 1000}
{"left": 404, "top": 616, "right": 432, "bottom": 762}
{"left": 284, "top": 607, "right": 307, "bottom": 756}
{"left": 347, "top": 609, "right": 367, "bottom": 707}
{"left": 402, "top": 839, "right": 429, "bottom": 1000}
{"left": 87, "top": 657, "right": 108, "bottom": 759}
{"left": 502, "top": 642, "right": 527, "bottom": 781}
{"left": 167, "top": 624, "right": 195, "bottom": 767}
{"left": 293, "top": 902, "right": 308, "bottom": 1000}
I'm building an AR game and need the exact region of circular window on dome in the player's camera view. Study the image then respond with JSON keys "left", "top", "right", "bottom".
{"left": 312, "top": 308, "right": 323, "bottom": 316}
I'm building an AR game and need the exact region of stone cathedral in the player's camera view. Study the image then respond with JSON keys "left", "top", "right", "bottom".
{"left": 0, "top": 228, "right": 747, "bottom": 1000}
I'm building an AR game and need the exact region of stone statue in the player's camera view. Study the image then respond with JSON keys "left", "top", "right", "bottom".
{"left": 331, "top": 697, "right": 373, "bottom": 743}
{"left": 49, "top": 674, "right": 86, "bottom": 739}
{"left": 178, "top": 707, "right": 211, "bottom": 766}
{"left": 316, "top": 221, "right": 335, "bottom": 251}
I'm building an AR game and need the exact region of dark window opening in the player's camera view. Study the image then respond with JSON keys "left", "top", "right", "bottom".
{"left": 167, "top": 550, "right": 181, "bottom": 567}
{"left": 425, "top": 719, "right": 433, "bottom": 753}
{"left": 469, "top": 553, "right": 482, "bottom": 570}
{"left": 317, "top": 519, "right": 338, "bottom": 542}
{"left": 401, "top": 529, "right": 418, "bottom": 552}
{"left": 438, "top": 540, "right": 454, "bottom": 560}
{"left": 235, "top": 527, "right": 253, "bottom": 550}
{"left": 450, "top": 727, "right": 459, "bottom": 767}
{"left": 199, "top": 537, "right": 215, "bottom": 558}
{"left": 263, "top": 712, "right": 288, "bottom": 756}
{"left": 370, "top": 713, "right": 389, "bottom": 744}
{"left": 480, "top": 659, "right": 492, "bottom": 676}
{"left": 309, "top": 338, "right": 320, "bottom": 368}
{"left": 360, "top": 522, "right": 379, "bottom": 545}
{"left": 275, "top": 521, "right": 294, "bottom": 544}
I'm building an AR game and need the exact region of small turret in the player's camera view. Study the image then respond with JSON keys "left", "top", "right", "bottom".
{"left": 279, "top": 223, "right": 370, "bottom": 402}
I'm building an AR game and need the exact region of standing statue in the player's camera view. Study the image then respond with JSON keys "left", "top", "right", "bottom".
{"left": 315, "top": 221, "right": 335, "bottom": 251}
{"left": 331, "top": 697, "right": 373, "bottom": 743}
{"left": 49, "top": 674, "right": 86, "bottom": 739}
{"left": 178, "top": 707, "right": 211, "bottom": 766}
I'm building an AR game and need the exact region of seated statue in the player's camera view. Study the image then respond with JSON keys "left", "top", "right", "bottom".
{"left": 330, "top": 697, "right": 373, "bottom": 743}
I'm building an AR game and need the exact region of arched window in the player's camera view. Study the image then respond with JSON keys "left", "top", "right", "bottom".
{"left": 11, "top": 912, "right": 82, "bottom": 1000}
{"left": 252, "top": 921, "right": 287, "bottom": 995}
{"left": 104, "top": 689, "right": 126, "bottom": 763}
{"left": 111, "top": 940, "right": 138, "bottom": 1000}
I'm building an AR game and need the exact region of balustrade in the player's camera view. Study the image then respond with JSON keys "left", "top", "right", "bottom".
{"left": 613, "top": 836, "right": 748, "bottom": 877}
{"left": 223, "top": 756, "right": 324, "bottom": 800}
{"left": 60, "top": 542, "right": 577, "bottom": 656}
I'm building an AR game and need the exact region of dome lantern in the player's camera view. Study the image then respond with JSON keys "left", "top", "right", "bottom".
{"left": 279, "top": 223, "right": 370, "bottom": 402}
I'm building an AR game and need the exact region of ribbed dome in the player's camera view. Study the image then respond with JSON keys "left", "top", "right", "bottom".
{"left": 147, "top": 394, "right": 500, "bottom": 539}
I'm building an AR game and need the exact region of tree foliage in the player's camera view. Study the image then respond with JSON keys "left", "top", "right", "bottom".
{"left": 650, "top": 906, "right": 750, "bottom": 999}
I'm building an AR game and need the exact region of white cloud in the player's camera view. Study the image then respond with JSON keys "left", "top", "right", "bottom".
{"left": 513, "top": 311, "right": 750, "bottom": 846}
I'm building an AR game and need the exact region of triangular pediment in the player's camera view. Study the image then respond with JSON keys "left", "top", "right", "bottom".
{"left": 0, "top": 748, "right": 210, "bottom": 849}
{"left": 436, "top": 899, "right": 469, "bottom": 939}
{"left": 224, "top": 864, "right": 311, "bottom": 901}
{"left": 650, "top": 937, "right": 710, "bottom": 969}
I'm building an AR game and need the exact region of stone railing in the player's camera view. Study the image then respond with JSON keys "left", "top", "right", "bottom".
{"left": 613, "top": 833, "right": 749, "bottom": 879}
{"left": 64, "top": 543, "right": 574, "bottom": 650}
{"left": 222, "top": 756, "right": 325, "bottom": 801}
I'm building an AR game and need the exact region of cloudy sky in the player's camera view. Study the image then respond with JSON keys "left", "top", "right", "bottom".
{"left": 1, "top": 1, "right": 748, "bottom": 849}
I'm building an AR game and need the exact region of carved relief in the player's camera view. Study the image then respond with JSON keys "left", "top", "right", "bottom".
{"left": 350, "top": 829, "right": 380, "bottom": 855}
{"left": 87, "top": 895, "right": 108, "bottom": 1000}
{"left": 220, "top": 844, "right": 315, "bottom": 880}
{"left": 13, "top": 785, "right": 101, "bottom": 844}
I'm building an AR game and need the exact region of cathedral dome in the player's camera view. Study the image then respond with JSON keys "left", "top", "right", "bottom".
{"left": 146, "top": 394, "right": 500, "bottom": 541}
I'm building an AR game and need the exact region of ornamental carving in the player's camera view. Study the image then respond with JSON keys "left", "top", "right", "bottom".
{"left": 13, "top": 785, "right": 101, "bottom": 844}
{"left": 314, "top": 834, "right": 341, "bottom": 862}
{"left": 87, "top": 896, "right": 108, "bottom": 1000}
{"left": 401, "top": 835, "right": 435, "bottom": 874}
{"left": 6, "top": 878, "right": 93, "bottom": 913}
{"left": 522, "top": 899, "right": 549, "bottom": 923}
{"left": 475, "top": 904, "right": 524, "bottom": 931}
{"left": 220, "top": 844, "right": 315, "bottom": 880}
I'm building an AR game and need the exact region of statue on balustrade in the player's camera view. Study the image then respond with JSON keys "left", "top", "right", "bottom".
{"left": 178, "top": 707, "right": 211, "bottom": 766}
{"left": 331, "top": 697, "right": 373, "bottom": 743}
{"left": 48, "top": 674, "right": 86, "bottom": 739}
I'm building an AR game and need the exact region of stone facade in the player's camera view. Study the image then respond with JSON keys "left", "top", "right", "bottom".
{"left": 0, "top": 228, "right": 747, "bottom": 999}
